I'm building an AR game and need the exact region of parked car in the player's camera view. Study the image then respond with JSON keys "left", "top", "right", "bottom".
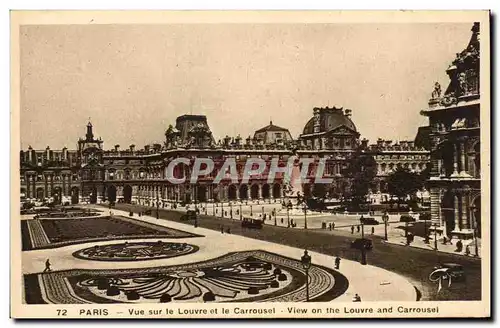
{"left": 360, "top": 217, "right": 380, "bottom": 225}
{"left": 180, "top": 210, "right": 197, "bottom": 221}
{"left": 350, "top": 238, "right": 373, "bottom": 250}
{"left": 242, "top": 217, "right": 264, "bottom": 229}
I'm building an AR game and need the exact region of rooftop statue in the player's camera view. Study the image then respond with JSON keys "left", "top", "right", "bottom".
{"left": 431, "top": 82, "right": 442, "bottom": 99}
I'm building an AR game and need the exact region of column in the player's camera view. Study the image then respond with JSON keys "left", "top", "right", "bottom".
{"left": 258, "top": 184, "right": 262, "bottom": 199}
{"left": 460, "top": 141, "right": 466, "bottom": 174}
{"left": 248, "top": 184, "right": 252, "bottom": 201}
{"left": 452, "top": 143, "right": 459, "bottom": 176}
{"left": 50, "top": 174, "right": 54, "bottom": 196}
{"left": 461, "top": 192, "right": 470, "bottom": 229}
{"left": 430, "top": 187, "right": 441, "bottom": 225}
{"left": 44, "top": 174, "right": 49, "bottom": 198}
{"left": 26, "top": 175, "right": 30, "bottom": 199}
{"left": 454, "top": 194, "right": 460, "bottom": 231}
{"left": 33, "top": 176, "right": 36, "bottom": 199}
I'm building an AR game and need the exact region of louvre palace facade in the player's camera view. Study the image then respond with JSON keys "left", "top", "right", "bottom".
{"left": 20, "top": 105, "right": 429, "bottom": 208}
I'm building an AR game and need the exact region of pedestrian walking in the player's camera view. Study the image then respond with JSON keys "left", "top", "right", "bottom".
{"left": 371, "top": 227, "right": 375, "bottom": 235}
{"left": 465, "top": 245, "right": 471, "bottom": 256}
{"left": 356, "top": 225, "right": 360, "bottom": 233}
{"left": 220, "top": 225, "right": 224, "bottom": 234}
{"left": 332, "top": 222, "right": 335, "bottom": 230}
{"left": 335, "top": 256, "right": 341, "bottom": 270}
{"left": 43, "top": 259, "right": 52, "bottom": 273}
{"left": 351, "top": 225, "right": 354, "bottom": 234}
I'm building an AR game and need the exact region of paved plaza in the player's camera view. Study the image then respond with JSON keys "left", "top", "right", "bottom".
{"left": 21, "top": 206, "right": 417, "bottom": 304}
{"left": 170, "top": 201, "right": 481, "bottom": 258}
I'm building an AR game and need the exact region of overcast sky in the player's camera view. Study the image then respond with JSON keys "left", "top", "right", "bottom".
{"left": 20, "top": 23, "right": 474, "bottom": 150}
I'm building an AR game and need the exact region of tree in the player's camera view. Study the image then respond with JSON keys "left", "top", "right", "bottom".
{"left": 387, "top": 167, "right": 423, "bottom": 209}
{"left": 312, "top": 183, "right": 328, "bottom": 199}
{"left": 344, "top": 152, "right": 377, "bottom": 210}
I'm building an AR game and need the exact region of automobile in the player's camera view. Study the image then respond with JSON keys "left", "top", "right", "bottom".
{"left": 350, "top": 238, "right": 373, "bottom": 250}
{"left": 400, "top": 215, "right": 416, "bottom": 223}
{"left": 241, "top": 217, "right": 264, "bottom": 229}
{"left": 360, "top": 217, "right": 380, "bottom": 225}
{"left": 433, "top": 263, "right": 466, "bottom": 282}
{"left": 180, "top": 210, "right": 197, "bottom": 221}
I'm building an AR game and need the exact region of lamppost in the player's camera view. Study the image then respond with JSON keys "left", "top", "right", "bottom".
{"left": 287, "top": 203, "right": 291, "bottom": 228}
{"left": 360, "top": 215, "right": 365, "bottom": 238}
{"left": 239, "top": 203, "right": 243, "bottom": 220}
{"left": 300, "top": 250, "right": 311, "bottom": 302}
{"left": 221, "top": 201, "right": 224, "bottom": 218}
{"left": 433, "top": 222, "right": 438, "bottom": 251}
{"left": 230, "top": 202, "right": 233, "bottom": 219}
{"left": 470, "top": 205, "right": 479, "bottom": 257}
{"left": 250, "top": 204, "right": 253, "bottom": 216}
{"left": 382, "top": 211, "right": 389, "bottom": 241}
{"left": 156, "top": 189, "right": 160, "bottom": 220}
{"left": 303, "top": 203, "right": 308, "bottom": 230}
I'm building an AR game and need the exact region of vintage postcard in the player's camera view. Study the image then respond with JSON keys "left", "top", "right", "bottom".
{"left": 10, "top": 10, "right": 491, "bottom": 319}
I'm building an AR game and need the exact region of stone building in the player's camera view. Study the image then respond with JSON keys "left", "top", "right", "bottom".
{"left": 20, "top": 105, "right": 432, "bottom": 209}
{"left": 20, "top": 145, "right": 80, "bottom": 204}
{"left": 421, "top": 23, "right": 481, "bottom": 239}
{"left": 297, "top": 107, "right": 360, "bottom": 198}
{"left": 361, "top": 138, "right": 430, "bottom": 204}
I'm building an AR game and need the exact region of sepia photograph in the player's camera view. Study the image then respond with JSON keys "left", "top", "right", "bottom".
{"left": 10, "top": 10, "right": 490, "bottom": 319}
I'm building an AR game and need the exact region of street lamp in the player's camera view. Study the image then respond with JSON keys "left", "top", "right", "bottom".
{"left": 300, "top": 250, "right": 312, "bottom": 302}
{"left": 230, "top": 202, "right": 233, "bottom": 219}
{"left": 250, "top": 204, "right": 253, "bottom": 216}
{"left": 382, "top": 211, "right": 389, "bottom": 241}
{"left": 433, "top": 222, "right": 438, "bottom": 251}
{"left": 287, "top": 202, "right": 291, "bottom": 228}
{"left": 303, "top": 203, "right": 308, "bottom": 230}
{"left": 470, "top": 205, "right": 479, "bottom": 257}
{"left": 360, "top": 215, "right": 365, "bottom": 239}
{"left": 156, "top": 190, "right": 160, "bottom": 220}
{"left": 239, "top": 203, "right": 242, "bottom": 220}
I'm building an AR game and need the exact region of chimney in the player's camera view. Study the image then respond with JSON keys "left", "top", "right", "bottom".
{"left": 130, "top": 144, "right": 135, "bottom": 152}
{"left": 28, "top": 146, "right": 33, "bottom": 162}
{"left": 224, "top": 135, "right": 231, "bottom": 147}
{"left": 114, "top": 144, "right": 120, "bottom": 152}
{"left": 377, "top": 138, "right": 384, "bottom": 146}
{"left": 385, "top": 140, "right": 392, "bottom": 147}
{"left": 361, "top": 138, "right": 369, "bottom": 148}
{"left": 144, "top": 145, "right": 150, "bottom": 153}
{"left": 62, "top": 147, "right": 67, "bottom": 160}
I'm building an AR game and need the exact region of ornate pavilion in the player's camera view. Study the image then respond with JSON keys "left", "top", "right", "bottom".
{"left": 421, "top": 23, "right": 481, "bottom": 239}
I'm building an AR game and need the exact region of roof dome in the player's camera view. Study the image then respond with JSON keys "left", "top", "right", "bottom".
{"left": 302, "top": 107, "right": 357, "bottom": 135}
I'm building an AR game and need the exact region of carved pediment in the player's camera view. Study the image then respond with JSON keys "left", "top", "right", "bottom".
{"left": 328, "top": 124, "right": 358, "bottom": 136}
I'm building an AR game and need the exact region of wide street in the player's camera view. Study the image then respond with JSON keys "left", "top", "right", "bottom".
{"left": 111, "top": 203, "right": 482, "bottom": 302}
